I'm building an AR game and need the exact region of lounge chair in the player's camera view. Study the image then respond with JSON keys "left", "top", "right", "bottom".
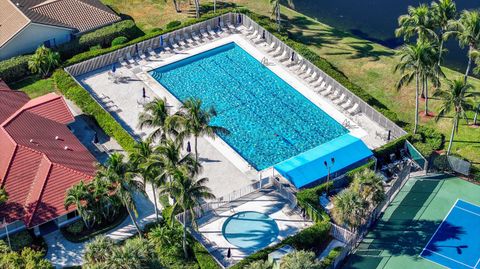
{"left": 119, "top": 57, "right": 128, "bottom": 67}
{"left": 341, "top": 99, "right": 353, "bottom": 109}
{"left": 311, "top": 76, "right": 324, "bottom": 87}
{"left": 278, "top": 51, "right": 290, "bottom": 62}
{"left": 348, "top": 103, "right": 360, "bottom": 115}
{"left": 139, "top": 50, "right": 148, "bottom": 61}
{"left": 176, "top": 35, "right": 187, "bottom": 47}
{"left": 300, "top": 67, "right": 312, "bottom": 78}
{"left": 125, "top": 53, "right": 136, "bottom": 65}
{"left": 305, "top": 72, "right": 318, "bottom": 83}
{"left": 329, "top": 90, "right": 341, "bottom": 100}
{"left": 294, "top": 64, "right": 307, "bottom": 74}
{"left": 242, "top": 25, "right": 254, "bottom": 35}
{"left": 333, "top": 93, "right": 347, "bottom": 105}
{"left": 207, "top": 25, "right": 217, "bottom": 36}
{"left": 200, "top": 28, "right": 210, "bottom": 38}
{"left": 183, "top": 33, "right": 195, "bottom": 45}
{"left": 169, "top": 37, "right": 181, "bottom": 50}
{"left": 192, "top": 32, "right": 203, "bottom": 42}
{"left": 321, "top": 85, "right": 333, "bottom": 96}
{"left": 147, "top": 47, "right": 158, "bottom": 59}
{"left": 227, "top": 21, "right": 237, "bottom": 32}
{"left": 315, "top": 81, "right": 327, "bottom": 92}
{"left": 219, "top": 21, "right": 229, "bottom": 33}
{"left": 265, "top": 42, "right": 276, "bottom": 53}
{"left": 247, "top": 29, "right": 258, "bottom": 39}
{"left": 270, "top": 46, "right": 282, "bottom": 57}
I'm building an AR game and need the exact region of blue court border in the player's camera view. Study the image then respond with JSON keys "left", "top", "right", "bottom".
{"left": 420, "top": 199, "right": 480, "bottom": 269}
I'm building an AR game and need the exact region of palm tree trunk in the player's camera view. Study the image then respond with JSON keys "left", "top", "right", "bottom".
{"left": 182, "top": 211, "right": 188, "bottom": 259}
{"left": 194, "top": 135, "right": 199, "bottom": 165}
{"left": 125, "top": 202, "right": 143, "bottom": 238}
{"left": 213, "top": 0, "right": 216, "bottom": 13}
{"left": 447, "top": 116, "right": 457, "bottom": 155}
{"left": 414, "top": 74, "right": 419, "bottom": 134}
{"left": 437, "top": 36, "right": 444, "bottom": 71}
{"left": 195, "top": 0, "right": 200, "bottom": 19}
{"left": 151, "top": 182, "right": 160, "bottom": 223}
{"left": 424, "top": 76, "right": 429, "bottom": 116}
{"left": 173, "top": 0, "right": 180, "bottom": 12}
{"left": 465, "top": 46, "right": 473, "bottom": 84}
{"left": 474, "top": 104, "right": 479, "bottom": 125}
{"left": 276, "top": 3, "right": 281, "bottom": 31}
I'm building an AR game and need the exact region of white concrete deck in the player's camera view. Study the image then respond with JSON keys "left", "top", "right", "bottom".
{"left": 194, "top": 188, "right": 313, "bottom": 267}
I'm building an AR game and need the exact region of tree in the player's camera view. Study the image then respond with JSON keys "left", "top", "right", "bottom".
{"left": 138, "top": 98, "right": 171, "bottom": 142}
{"left": 194, "top": 0, "right": 200, "bottom": 19}
{"left": 280, "top": 250, "right": 321, "bottom": 269}
{"left": 446, "top": 10, "right": 480, "bottom": 83}
{"left": 0, "top": 188, "right": 7, "bottom": 205}
{"left": 169, "top": 97, "right": 229, "bottom": 165}
{"left": 84, "top": 235, "right": 115, "bottom": 267}
{"left": 88, "top": 177, "right": 120, "bottom": 223}
{"left": 158, "top": 166, "right": 215, "bottom": 258}
{"left": 65, "top": 181, "right": 96, "bottom": 229}
{"left": 331, "top": 189, "right": 366, "bottom": 232}
{"left": 28, "top": 45, "right": 60, "bottom": 78}
{"left": 433, "top": 79, "right": 478, "bottom": 154}
{"left": 148, "top": 223, "right": 183, "bottom": 257}
{"left": 395, "top": 42, "right": 437, "bottom": 133}
{"left": 352, "top": 169, "right": 385, "bottom": 209}
{"left": 0, "top": 242, "right": 53, "bottom": 269}
{"left": 431, "top": 0, "right": 457, "bottom": 72}
{"left": 269, "top": 0, "right": 293, "bottom": 31}
{"left": 245, "top": 260, "right": 273, "bottom": 269}
{"left": 395, "top": 4, "right": 436, "bottom": 42}
{"left": 130, "top": 140, "right": 161, "bottom": 222}
{"left": 97, "top": 153, "right": 144, "bottom": 237}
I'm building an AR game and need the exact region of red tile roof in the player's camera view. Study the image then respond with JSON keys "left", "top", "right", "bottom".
{"left": 0, "top": 84, "right": 96, "bottom": 228}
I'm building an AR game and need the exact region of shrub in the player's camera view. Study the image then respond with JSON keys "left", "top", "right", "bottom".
{"left": 65, "top": 220, "right": 85, "bottom": 235}
{"left": 373, "top": 135, "right": 410, "bottom": 161}
{"left": 319, "top": 246, "right": 342, "bottom": 269}
{"left": 193, "top": 241, "right": 220, "bottom": 269}
{"left": 410, "top": 126, "right": 445, "bottom": 157}
{"left": 0, "top": 55, "right": 32, "bottom": 83}
{"left": 111, "top": 36, "right": 128, "bottom": 47}
{"left": 53, "top": 70, "right": 136, "bottom": 152}
{"left": 90, "top": 45, "right": 102, "bottom": 51}
{"left": 8, "top": 230, "right": 33, "bottom": 252}
{"left": 296, "top": 182, "right": 332, "bottom": 222}
{"left": 166, "top": 20, "right": 182, "bottom": 29}
{"left": 345, "top": 160, "right": 376, "bottom": 182}
{"left": 149, "top": 28, "right": 163, "bottom": 33}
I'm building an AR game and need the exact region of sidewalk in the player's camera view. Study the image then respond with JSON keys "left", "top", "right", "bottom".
{"left": 45, "top": 184, "right": 159, "bottom": 268}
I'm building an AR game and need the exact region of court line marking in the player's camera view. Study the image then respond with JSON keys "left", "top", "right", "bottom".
{"left": 456, "top": 206, "right": 480, "bottom": 218}
{"left": 475, "top": 257, "right": 480, "bottom": 269}
{"left": 422, "top": 249, "right": 475, "bottom": 269}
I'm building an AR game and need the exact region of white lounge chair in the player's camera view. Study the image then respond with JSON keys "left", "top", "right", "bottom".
{"left": 147, "top": 47, "right": 157, "bottom": 58}
{"left": 242, "top": 25, "right": 254, "bottom": 35}
{"left": 247, "top": 29, "right": 258, "bottom": 39}
{"left": 207, "top": 25, "right": 217, "bottom": 36}
{"left": 227, "top": 21, "right": 237, "bottom": 32}
{"left": 300, "top": 67, "right": 312, "bottom": 78}
{"left": 266, "top": 42, "right": 276, "bottom": 53}
{"left": 330, "top": 90, "right": 341, "bottom": 100}
{"left": 315, "top": 81, "right": 327, "bottom": 93}
{"left": 176, "top": 35, "right": 187, "bottom": 47}
{"left": 321, "top": 85, "right": 333, "bottom": 96}
{"left": 311, "top": 76, "right": 324, "bottom": 87}
{"left": 119, "top": 57, "right": 128, "bottom": 67}
{"left": 278, "top": 51, "right": 290, "bottom": 62}
{"left": 125, "top": 53, "right": 136, "bottom": 65}
{"left": 348, "top": 103, "right": 360, "bottom": 115}
{"left": 251, "top": 33, "right": 263, "bottom": 43}
{"left": 333, "top": 93, "right": 347, "bottom": 105}
{"left": 169, "top": 37, "right": 181, "bottom": 50}
{"left": 184, "top": 33, "right": 195, "bottom": 45}
{"left": 192, "top": 32, "right": 203, "bottom": 42}
{"left": 294, "top": 64, "right": 307, "bottom": 74}
{"left": 219, "top": 21, "right": 229, "bottom": 33}
{"left": 270, "top": 46, "right": 282, "bottom": 57}
{"left": 341, "top": 99, "right": 353, "bottom": 109}
{"left": 200, "top": 28, "right": 210, "bottom": 38}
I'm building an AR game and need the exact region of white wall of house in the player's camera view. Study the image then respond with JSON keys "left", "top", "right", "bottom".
{"left": 0, "top": 23, "right": 73, "bottom": 60}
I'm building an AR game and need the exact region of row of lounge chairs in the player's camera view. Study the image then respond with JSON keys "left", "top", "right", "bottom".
{"left": 241, "top": 25, "right": 362, "bottom": 116}
{"left": 118, "top": 22, "right": 240, "bottom": 68}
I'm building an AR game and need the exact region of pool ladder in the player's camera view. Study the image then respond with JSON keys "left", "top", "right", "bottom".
{"left": 261, "top": 57, "right": 269, "bottom": 66}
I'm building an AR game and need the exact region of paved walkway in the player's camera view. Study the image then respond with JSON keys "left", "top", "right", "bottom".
{"left": 45, "top": 184, "right": 159, "bottom": 268}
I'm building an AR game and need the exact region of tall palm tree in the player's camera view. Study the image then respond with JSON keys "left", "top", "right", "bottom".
{"left": 395, "top": 4, "right": 437, "bottom": 42}
{"left": 433, "top": 79, "right": 478, "bottom": 154}
{"left": 331, "top": 189, "right": 366, "bottom": 232}
{"left": 169, "top": 98, "right": 229, "bottom": 165}
{"left": 352, "top": 169, "right": 385, "bottom": 209}
{"left": 446, "top": 10, "right": 480, "bottom": 83}
{"left": 422, "top": 54, "right": 443, "bottom": 116}
{"left": 431, "top": 0, "right": 457, "bottom": 72}
{"left": 395, "top": 42, "right": 436, "bottom": 133}
{"left": 97, "top": 153, "right": 144, "bottom": 237}
{"left": 129, "top": 140, "right": 161, "bottom": 222}
{"left": 138, "top": 98, "right": 170, "bottom": 142}
{"left": 158, "top": 166, "right": 215, "bottom": 258}
{"left": 89, "top": 177, "right": 119, "bottom": 222}
{"left": 269, "top": 0, "right": 293, "bottom": 31}
{"left": 65, "top": 181, "right": 95, "bottom": 229}
{"left": 194, "top": 0, "right": 200, "bottom": 18}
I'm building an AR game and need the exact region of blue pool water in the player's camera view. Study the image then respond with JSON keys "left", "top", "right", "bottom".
{"left": 222, "top": 211, "right": 279, "bottom": 250}
{"left": 150, "top": 42, "right": 348, "bottom": 170}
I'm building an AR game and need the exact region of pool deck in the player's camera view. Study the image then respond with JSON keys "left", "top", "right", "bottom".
{"left": 193, "top": 187, "right": 313, "bottom": 267}
{"left": 77, "top": 29, "right": 388, "bottom": 197}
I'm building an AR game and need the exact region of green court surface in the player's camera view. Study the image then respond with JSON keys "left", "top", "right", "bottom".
{"left": 343, "top": 174, "right": 480, "bottom": 269}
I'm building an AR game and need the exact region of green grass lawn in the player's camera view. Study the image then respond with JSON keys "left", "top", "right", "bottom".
{"left": 9, "top": 76, "right": 56, "bottom": 98}
{"left": 344, "top": 174, "right": 480, "bottom": 269}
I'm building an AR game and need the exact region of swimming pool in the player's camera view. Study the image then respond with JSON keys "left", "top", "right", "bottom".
{"left": 222, "top": 211, "right": 279, "bottom": 250}
{"left": 150, "top": 42, "right": 348, "bottom": 170}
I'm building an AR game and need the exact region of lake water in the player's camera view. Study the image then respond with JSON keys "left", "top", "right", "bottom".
{"left": 287, "top": 0, "right": 480, "bottom": 72}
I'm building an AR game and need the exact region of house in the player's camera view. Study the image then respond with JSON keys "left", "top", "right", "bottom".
{"left": 0, "top": 0, "right": 121, "bottom": 60}
{"left": 0, "top": 80, "right": 97, "bottom": 236}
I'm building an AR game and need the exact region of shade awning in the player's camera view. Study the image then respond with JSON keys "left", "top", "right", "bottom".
{"left": 274, "top": 134, "right": 373, "bottom": 189}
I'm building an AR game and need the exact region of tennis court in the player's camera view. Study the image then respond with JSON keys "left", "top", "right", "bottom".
{"left": 343, "top": 174, "right": 480, "bottom": 269}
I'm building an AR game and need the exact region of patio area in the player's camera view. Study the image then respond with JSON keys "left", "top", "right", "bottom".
{"left": 192, "top": 186, "right": 313, "bottom": 267}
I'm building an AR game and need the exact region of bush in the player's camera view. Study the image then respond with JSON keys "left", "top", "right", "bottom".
{"left": 410, "top": 126, "right": 445, "bottom": 157}
{"left": 90, "top": 45, "right": 102, "bottom": 51}
{"left": 8, "top": 230, "right": 33, "bottom": 252}
{"left": 193, "top": 241, "right": 220, "bottom": 269}
{"left": 345, "top": 160, "right": 376, "bottom": 182}
{"left": 53, "top": 70, "right": 136, "bottom": 152}
{"left": 373, "top": 135, "right": 410, "bottom": 160}
{"left": 65, "top": 220, "right": 85, "bottom": 235}
{"left": 111, "top": 36, "right": 128, "bottom": 47}
{"left": 296, "top": 182, "right": 332, "bottom": 223}
{"left": 166, "top": 20, "right": 182, "bottom": 29}
{"left": 0, "top": 55, "right": 32, "bottom": 83}
{"left": 319, "top": 246, "right": 342, "bottom": 269}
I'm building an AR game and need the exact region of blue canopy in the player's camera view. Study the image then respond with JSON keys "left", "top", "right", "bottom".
{"left": 274, "top": 134, "right": 373, "bottom": 189}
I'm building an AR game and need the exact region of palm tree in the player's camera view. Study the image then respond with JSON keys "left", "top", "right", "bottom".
{"left": 138, "top": 98, "right": 170, "bottom": 142}
{"left": 352, "top": 169, "right": 385, "bottom": 209}
{"left": 28, "top": 45, "right": 61, "bottom": 77}
{"left": 0, "top": 188, "right": 7, "bottom": 205}
{"left": 245, "top": 260, "right": 273, "bottom": 269}
{"left": 169, "top": 97, "right": 229, "bottom": 165}
{"left": 84, "top": 235, "right": 115, "bottom": 268}
{"left": 331, "top": 189, "right": 366, "bottom": 232}
{"left": 446, "top": 10, "right": 480, "bottom": 83}
{"left": 65, "top": 181, "right": 95, "bottom": 229}
{"left": 97, "top": 153, "right": 144, "bottom": 237}
{"left": 193, "top": 0, "right": 200, "bottom": 18}
{"left": 281, "top": 250, "right": 321, "bottom": 269}
{"left": 269, "top": 0, "right": 293, "bottom": 31}
{"left": 158, "top": 166, "right": 215, "bottom": 258}
{"left": 433, "top": 79, "right": 479, "bottom": 154}
{"left": 395, "top": 42, "right": 436, "bottom": 133}
{"left": 89, "top": 177, "right": 119, "bottom": 222}
{"left": 431, "top": 0, "right": 457, "bottom": 72}
{"left": 395, "top": 4, "right": 436, "bottom": 42}
{"left": 422, "top": 54, "right": 443, "bottom": 116}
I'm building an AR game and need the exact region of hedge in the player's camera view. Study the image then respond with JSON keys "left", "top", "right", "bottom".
{"left": 231, "top": 222, "right": 331, "bottom": 269}
{"left": 111, "top": 36, "right": 128, "bottom": 47}
{"left": 0, "top": 55, "right": 32, "bottom": 83}
{"left": 53, "top": 69, "right": 136, "bottom": 152}
{"left": 320, "top": 246, "right": 343, "bottom": 269}
{"left": 345, "top": 159, "right": 376, "bottom": 182}
{"left": 193, "top": 241, "right": 221, "bottom": 269}
{"left": 296, "top": 183, "right": 332, "bottom": 223}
